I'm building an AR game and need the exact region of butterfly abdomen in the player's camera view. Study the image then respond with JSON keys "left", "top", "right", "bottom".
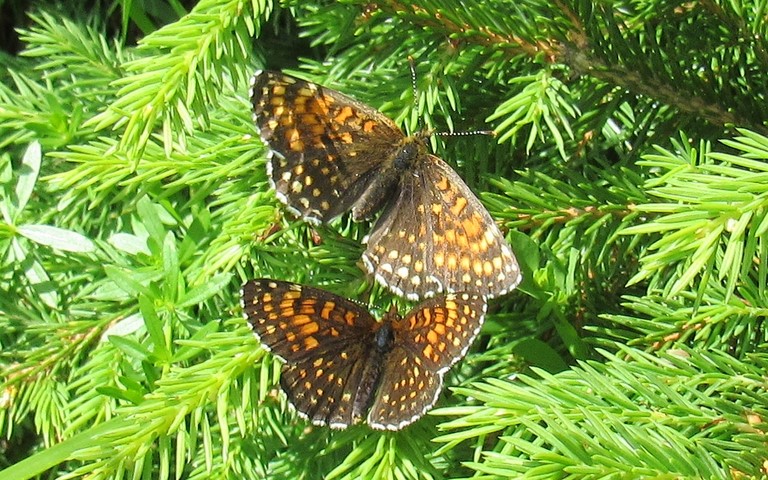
{"left": 349, "top": 169, "right": 399, "bottom": 222}
{"left": 352, "top": 322, "right": 395, "bottom": 421}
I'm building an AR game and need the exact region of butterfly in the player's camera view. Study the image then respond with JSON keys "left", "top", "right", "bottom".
{"left": 250, "top": 70, "right": 521, "bottom": 300}
{"left": 241, "top": 279, "right": 487, "bottom": 430}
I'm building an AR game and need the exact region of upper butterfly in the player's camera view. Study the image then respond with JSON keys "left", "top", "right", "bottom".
{"left": 250, "top": 70, "right": 521, "bottom": 300}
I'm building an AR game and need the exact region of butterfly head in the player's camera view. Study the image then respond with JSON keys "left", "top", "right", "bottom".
{"left": 373, "top": 322, "right": 395, "bottom": 352}
{"left": 371, "top": 304, "right": 400, "bottom": 353}
{"left": 393, "top": 141, "right": 419, "bottom": 171}
{"left": 389, "top": 133, "right": 427, "bottom": 170}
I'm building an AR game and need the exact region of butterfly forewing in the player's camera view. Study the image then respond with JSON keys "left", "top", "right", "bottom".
{"left": 250, "top": 71, "right": 404, "bottom": 223}
{"left": 394, "top": 292, "right": 487, "bottom": 372}
{"left": 362, "top": 154, "right": 521, "bottom": 300}
{"left": 241, "top": 280, "right": 376, "bottom": 362}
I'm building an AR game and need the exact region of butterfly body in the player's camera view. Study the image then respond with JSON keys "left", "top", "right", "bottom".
{"left": 251, "top": 70, "right": 521, "bottom": 300}
{"left": 241, "top": 279, "right": 486, "bottom": 430}
{"left": 347, "top": 137, "right": 424, "bottom": 222}
{"left": 349, "top": 322, "right": 393, "bottom": 421}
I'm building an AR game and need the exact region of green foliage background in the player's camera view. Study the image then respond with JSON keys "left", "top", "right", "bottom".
{"left": 1, "top": 0, "right": 767, "bottom": 478}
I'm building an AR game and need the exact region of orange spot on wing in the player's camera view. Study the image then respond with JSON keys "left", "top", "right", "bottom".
{"left": 321, "top": 302, "right": 336, "bottom": 319}
{"left": 451, "top": 196, "right": 468, "bottom": 216}
{"left": 335, "top": 106, "right": 355, "bottom": 123}
{"left": 462, "top": 214, "right": 484, "bottom": 238}
{"left": 300, "top": 321, "right": 319, "bottom": 335}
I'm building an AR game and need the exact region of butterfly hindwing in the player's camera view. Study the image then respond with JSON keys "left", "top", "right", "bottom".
{"left": 366, "top": 345, "right": 443, "bottom": 430}
{"left": 362, "top": 154, "right": 521, "bottom": 300}
{"left": 279, "top": 343, "right": 369, "bottom": 428}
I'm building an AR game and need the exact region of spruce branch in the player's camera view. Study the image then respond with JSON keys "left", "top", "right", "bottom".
{"left": 86, "top": 0, "right": 271, "bottom": 162}
{"left": 373, "top": 0, "right": 768, "bottom": 143}
{"left": 604, "top": 284, "right": 768, "bottom": 355}
{"left": 19, "top": 12, "right": 124, "bottom": 88}
{"left": 8, "top": 327, "right": 269, "bottom": 479}
{"left": 434, "top": 346, "right": 768, "bottom": 479}
{"left": 623, "top": 130, "right": 768, "bottom": 301}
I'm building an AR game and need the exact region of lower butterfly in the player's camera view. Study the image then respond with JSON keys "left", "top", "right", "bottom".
{"left": 241, "top": 279, "right": 487, "bottom": 430}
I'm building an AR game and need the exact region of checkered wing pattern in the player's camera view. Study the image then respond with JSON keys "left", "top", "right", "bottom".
{"left": 242, "top": 280, "right": 488, "bottom": 431}
{"left": 362, "top": 154, "right": 521, "bottom": 300}
{"left": 241, "top": 279, "right": 376, "bottom": 428}
{"left": 251, "top": 71, "right": 404, "bottom": 224}
{"left": 250, "top": 70, "right": 522, "bottom": 300}
{"left": 367, "top": 292, "right": 487, "bottom": 430}
{"left": 279, "top": 347, "right": 370, "bottom": 429}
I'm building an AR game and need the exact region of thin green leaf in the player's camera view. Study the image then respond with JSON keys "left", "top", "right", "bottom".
{"left": 17, "top": 224, "right": 96, "bottom": 253}
{"left": 176, "top": 273, "right": 232, "bottom": 309}
{"left": 14, "top": 141, "right": 42, "bottom": 218}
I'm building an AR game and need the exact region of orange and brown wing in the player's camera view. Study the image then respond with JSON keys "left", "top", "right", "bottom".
{"left": 279, "top": 345, "right": 370, "bottom": 429}
{"left": 362, "top": 154, "right": 521, "bottom": 300}
{"left": 240, "top": 279, "right": 375, "bottom": 362}
{"left": 250, "top": 71, "right": 404, "bottom": 223}
{"left": 241, "top": 279, "right": 377, "bottom": 428}
{"left": 366, "top": 293, "right": 487, "bottom": 430}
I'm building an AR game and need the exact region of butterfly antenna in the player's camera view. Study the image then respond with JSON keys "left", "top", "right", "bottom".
{"left": 436, "top": 129, "right": 497, "bottom": 138}
{"left": 409, "top": 56, "right": 495, "bottom": 139}
{"left": 407, "top": 55, "right": 422, "bottom": 131}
